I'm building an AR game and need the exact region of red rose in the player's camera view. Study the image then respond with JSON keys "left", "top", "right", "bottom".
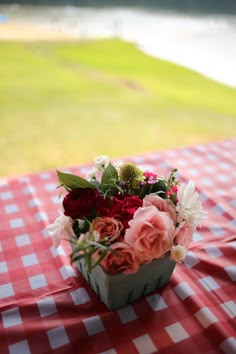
{"left": 110, "top": 195, "right": 142, "bottom": 229}
{"left": 121, "top": 195, "right": 142, "bottom": 228}
{"left": 95, "top": 196, "right": 112, "bottom": 217}
{"left": 63, "top": 188, "right": 99, "bottom": 220}
{"left": 110, "top": 196, "right": 123, "bottom": 219}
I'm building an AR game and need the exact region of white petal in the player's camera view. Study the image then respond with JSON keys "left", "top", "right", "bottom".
{"left": 93, "top": 155, "right": 109, "bottom": 170}
{"left": 177, "top": 181, "right": 207, "bottom": 229}
{"left": 45, "top": 215, "right": 71, "bottom": 248}
{"left": 45, "top": 223, "right": 58, "bottom": 232}
{"left": 52, "top": 228, "right": 63, "bottom": 248}
{"left": 170, "top": 245, "right": 187, "bottom": 262}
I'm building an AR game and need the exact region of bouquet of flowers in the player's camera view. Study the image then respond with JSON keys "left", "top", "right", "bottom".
{"left": 47, "top": 155, "right": 207, "bottom": 276}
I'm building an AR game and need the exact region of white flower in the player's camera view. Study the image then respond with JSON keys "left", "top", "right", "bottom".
{"left": 86, "top": 166, "right": 98, "bottom": 180}
{"left": 93, "top": 155, "right": 109, "bottom": 171}
{"left": 176, "top": 181, "right": 207, "bottom": 230}
{"left": 77, "top": 219, "right": 85, "bottom": 229}
{"left": 113, "top": 160, "right": 123, "bottom": 174}
{"left": 46, "top": 215, "right": 71, "bottom": 248}
{"left": 170, "top": 245, "right": 187, "bottom": 262}
{"left": 78, "top": 230, "right": 100, "bottom": 243}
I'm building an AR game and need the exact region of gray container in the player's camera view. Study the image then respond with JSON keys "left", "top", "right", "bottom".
{"left": 75, "top": 253, "right": 176, "bottom": 310}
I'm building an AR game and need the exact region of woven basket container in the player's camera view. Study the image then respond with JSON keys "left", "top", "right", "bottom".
{"left": 75, "top": 253, "right": 176, "bottom": 310}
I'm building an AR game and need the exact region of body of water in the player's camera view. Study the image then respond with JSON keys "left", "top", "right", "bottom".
{"left": 1, "top": 4, "right": 236, "bottom": 88}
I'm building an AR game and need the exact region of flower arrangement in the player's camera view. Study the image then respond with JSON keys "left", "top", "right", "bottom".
{"left": 47, "top": 155, "right": 207, "bottom": 275}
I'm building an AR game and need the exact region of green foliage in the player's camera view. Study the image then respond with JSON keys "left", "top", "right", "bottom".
{"left": 148, "top": 180, "right": 168, "bottom": 198}
{"left": 100, "top": 163, "right": 119, "bottom": 195}
{"left": 57, "top": 170, "right": 96, "bottom": 190}
{"left": 69, "top": 227, "right": 116, "bottom": 273}
{"left": 0, "top": 39, "right": 236, "bottom": 177}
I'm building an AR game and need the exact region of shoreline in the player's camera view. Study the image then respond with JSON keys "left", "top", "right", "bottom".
{"left": 1, "top": 5, "right": 236, "bottom": 88}
{"left": 0, "top": 21, "right": 236, "bottom": 89}
{"left": 0, "top": 22, "right": 77, "bottom": 40}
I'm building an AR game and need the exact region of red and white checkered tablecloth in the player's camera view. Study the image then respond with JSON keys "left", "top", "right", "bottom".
{"left": 0, "top": 139, "right": 235, "bottom": 354}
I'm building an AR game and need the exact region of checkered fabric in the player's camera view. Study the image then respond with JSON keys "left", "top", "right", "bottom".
{"left": 0, "top": 139, "right": 235, "bottom": 354}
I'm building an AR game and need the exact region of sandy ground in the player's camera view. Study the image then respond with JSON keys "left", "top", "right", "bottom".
{"left": 0, "top": 22, "right": 76, "bottom": 40}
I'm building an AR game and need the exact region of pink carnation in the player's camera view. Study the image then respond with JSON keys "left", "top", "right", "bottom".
{"left": 125, "top": 206, "right": 175, "bottom": 263}
{"left": 174, "top": 222, "right": 193, "bottom": 249}
{"left": 100, "top": 242, "right": 139, "bottom": 274}
{"left": 143, "top": 171, "right": 157, "bottom": 184}
{"left": 166, "top": 185, "right": 179, "bottom": 203}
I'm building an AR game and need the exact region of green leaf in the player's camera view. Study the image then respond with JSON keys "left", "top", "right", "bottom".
{"left": 139, "top": 183, "right": 151, "bottom": 199}
{"left": 85, "top": 252, "right": 92, "bottom": 273}
{"left": 88, "top": 240, "right": 111, "bottom": 250}
{"left": 89, "top": 179, "right": 101, "bottom": 190}
{"left": 151, "top": 179, "right": 167, "bottom": 197}
{"left": 100, "top": 163, "right": 118, "bottom": 192}
{"left": 71, "top": 253, "right": 86, "bottom": 263}
{"left": 57, "top": 170, "right": 96, "bottom": 190}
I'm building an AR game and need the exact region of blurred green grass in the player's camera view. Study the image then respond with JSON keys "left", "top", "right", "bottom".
{"left": 0, "top": 38, "right": 236, "bottom": 177}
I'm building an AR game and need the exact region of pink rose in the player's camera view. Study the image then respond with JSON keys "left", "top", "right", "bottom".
{"left": 92, "top": 217, "right": 123, "bottom": 242}
{"left": 125, "top": 206, "right": 175, "bottom": 263}
{"left": 143, "top": 193, "right": 176, "bottom": 223}
{"left": 100, "top": 242, "right": 140, "bottom": 275}
{"left": 174, "top": 222, "right": 193, "bottom": 249}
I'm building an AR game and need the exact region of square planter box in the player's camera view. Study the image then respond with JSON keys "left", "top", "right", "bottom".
{"left": 75, "top": 253, "right": 176, "bottom": 310}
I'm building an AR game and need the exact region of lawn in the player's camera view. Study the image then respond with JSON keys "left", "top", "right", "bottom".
{"left": 0, "top": 38, "right": 236, "bottom": 177}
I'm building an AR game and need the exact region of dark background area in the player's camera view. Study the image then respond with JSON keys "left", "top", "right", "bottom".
{"left": 1, "top": 0, "right": 236, "bottom": 15}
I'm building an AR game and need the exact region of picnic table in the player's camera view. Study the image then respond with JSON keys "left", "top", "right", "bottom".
{"left": 0, "top": 139, "right": 235, "bottom": 354}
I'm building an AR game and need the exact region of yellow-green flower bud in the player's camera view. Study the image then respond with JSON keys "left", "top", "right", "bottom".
{"left": 130, "top": 178, "right": 140, "bottom": 189}
{"left": 119, "top": 163, "right": 141, "bottom": 182}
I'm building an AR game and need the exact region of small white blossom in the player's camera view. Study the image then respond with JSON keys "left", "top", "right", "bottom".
{"left": 78, "top": 230, "right": 100, "bottom": 243}
{"left": 113, "top": 160, "right": 123, "bottom": 174}
{"left": 77, "top": 219, "right": 85, "bottom": 229}
{"left": 93, "top": 155, "right": 109, "bottom": 171}
{"left": 170, "top": 245, "right": 187, "bottom": 262}
{"left": 92, "top": 230, "right": 100, "bottom": 242}
{"left": 77, "top": 233, "right": 86, "bottom": 243}
{"left": 86, "top": 167, "right": 98, "bottom": 180}
{"left": 46, "top": 215, "right": 71, "bottom": 248}
{"left": 176, "top": 181, "right": 207, "bottom": 230}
